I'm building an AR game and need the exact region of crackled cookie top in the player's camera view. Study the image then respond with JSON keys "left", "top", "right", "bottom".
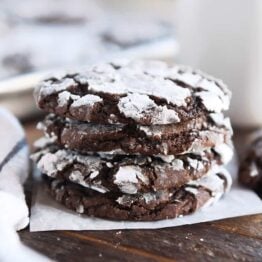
{"left": 35, "top": 60, "right": 231, "bottom": 125}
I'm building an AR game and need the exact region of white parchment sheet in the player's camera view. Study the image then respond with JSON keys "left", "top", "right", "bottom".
{"left": 30, "top": 156, "right": 262, "bottom": 232}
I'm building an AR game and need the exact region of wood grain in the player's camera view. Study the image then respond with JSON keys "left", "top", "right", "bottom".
{"left": 18, "top": 121, "right": 262, "bottom": 262}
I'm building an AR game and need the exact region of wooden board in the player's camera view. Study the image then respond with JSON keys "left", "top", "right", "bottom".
{"left": 19, "top": 121, "right": 262, "bottom": 262}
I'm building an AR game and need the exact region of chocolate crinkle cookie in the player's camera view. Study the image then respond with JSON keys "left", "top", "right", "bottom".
{"left": 38, "top": 113, "right": 233, "bottom": 156}
{"left": 32, "top": 138, "right": 231, "bottom": 195}
{"left": 239, "top": 135, "right": 262, "bottom": 197}
{"left": 34, "top": 60, "right": 231, "bottom": 125}
{"left": 32, "top": 59, "right": 234, "bottom": 221}
{"left": 43, "top": 166, "right": 232, "bottom": 221}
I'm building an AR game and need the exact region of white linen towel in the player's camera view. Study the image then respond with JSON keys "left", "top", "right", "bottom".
{"left": 0, "top": 107, "right": 50, "bottom": 261}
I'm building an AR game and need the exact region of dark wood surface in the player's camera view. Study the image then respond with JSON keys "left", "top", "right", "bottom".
{"left": 18, "top": 121, "right": 262, "bottom": 262}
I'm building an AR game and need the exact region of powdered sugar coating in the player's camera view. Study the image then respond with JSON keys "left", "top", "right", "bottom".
{"left": 184, "top": 187, "right": 199, "bottom": 195}
{"left": 169, "top": 159, "right": 184, "bottom": 170}
{"left": 175, "top": 72, "right": 202, "bottom": 87}
{"left": 210, "top": 113, "right": 227, "bottom": 126}
{"left": 32, "top": 140, "right": 222, "bottom": 194}
{"left": 69, "top": 170, "right": 108, "bottom": 193}
{"left": 188, "top": 166, "right": 232, "bottom": 195}
{"left": 114, "top": 166, "right": 149, "bottom": 194}
{"left": 157, "top": 155, "right": 175, "bottom": 163}
{"left": 196, "top": 78, "right": 230, "bottom": 111}
{"left": 38, "top": 78, "right": 77, "bottom": 98}
{"left": 57, "top": 91, "right": 103, "bottom": 118}
{"left": 116, "top": 190, "right": 171, "bottom": 206}
{"left": 42, "top": 112, "right": 232, "bottom": 156}
{"left": 210, "top": 113, "right": 233, "bottom": 135}
{"left": 116, "top": 168, "right": 231, "bottom": 207}
{"left": 37, "top": 151, "right": 71, "bottom": 177}
{"left": 118, "top": 93, "right": 180, "bottom": 124}
{"left": 58, "top": 91, "right": 79, "bottom": 107}
{"left": 189, "top": 168, "right": 223, "bottom": 195}
{"left": 187, "top": 157, "right": 205, "bottom": 171}
{"left": 185, "top": 130, "right": 226, "bottom": 154}
{"left": 186, "top": 166, "right": 232, "bottom": 209}
{"left": 196, "top": 91, "right": 228, "bottom": 113}
{"left": 138, "top": 125, "right": 164, "bottom": 138}
{"left": 213, "top": 143, "right": 234, "bottom": 164}
{"left": 71, "top": 94, "right": 102, "bottom": 108}
{"left": 36, "top": 60, "right": 231, "bottom": 125}
{"left": 79, "top": 62, "right": 191, "bottom": 107}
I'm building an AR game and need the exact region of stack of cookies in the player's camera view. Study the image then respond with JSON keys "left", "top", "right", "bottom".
{"left": 32, "top": 60, "right": 233, "bottom": 221}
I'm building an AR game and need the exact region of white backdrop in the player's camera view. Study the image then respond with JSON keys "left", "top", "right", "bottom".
{"left": 175, "top": 0, "right": 262, "bottom": 127}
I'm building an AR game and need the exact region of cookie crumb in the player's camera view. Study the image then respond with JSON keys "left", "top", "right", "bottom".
{"left": 76, "top": 204, "right": 84, "bottom": 214}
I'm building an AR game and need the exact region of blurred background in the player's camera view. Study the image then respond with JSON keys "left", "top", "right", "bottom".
{"left": 0, "top": 0, "right": 261, "bottom": 127}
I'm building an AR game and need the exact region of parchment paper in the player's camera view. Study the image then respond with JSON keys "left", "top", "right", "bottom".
{"left": 30, "top": 156, "right": 262, "bottom": 232}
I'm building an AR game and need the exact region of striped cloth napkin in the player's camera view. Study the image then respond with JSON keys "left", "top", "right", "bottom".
{"left": 0, "top": 107, "right": 49, "bottom": 262}
{"left": 0, "top": 107, "right": 29, "bottom": 230}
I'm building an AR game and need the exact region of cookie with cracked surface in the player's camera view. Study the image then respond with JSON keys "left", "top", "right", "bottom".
{"left": 34, "top": 60, "right": 231, "bottom": 125}
{"left": 43, "top": 166, "right": 232, "bottom": 221}
{"left": 38, "top": 113, "right": 233, "bottom": 156}
{"left": 239, "top": 135, "right": 262, "bottom": 197}
{"left": 32, "top": 140, "right": 231, "bottom": 194}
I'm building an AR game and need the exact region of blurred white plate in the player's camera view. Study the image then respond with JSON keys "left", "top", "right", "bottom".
{"left": 0, "top": 36, "right": 179, "bottom": 119}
